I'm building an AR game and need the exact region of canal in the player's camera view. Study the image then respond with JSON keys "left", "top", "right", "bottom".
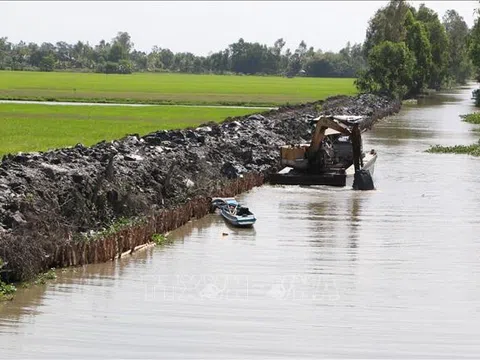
{"left": 1, "top": 85, "right": 480, "bottom": 358}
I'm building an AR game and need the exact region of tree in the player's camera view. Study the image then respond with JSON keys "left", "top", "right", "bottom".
{"left": 404, "top": 10, "right": 432, "bottom": 95}
{"left": 55, "top": 41, "right": 72, "bottom": 68}
{"left": 0, "top": 32, "right": 370, "bottom": 77}
{"left": 113, "top": 32, "right": 133, "bottom": 55}
{"left": 355, "top": 41, "right": 414, "bottom": 99}
{"left": 39, "top": 54, "right": 55, "bottom": 72}
{"left": 118, "top": 59, "right": 133, "bottom": 74}
{"left": 8, "top": 41, "right": 28, "bottom": 70}
{"left": 305, "top": 56, "right": 333, "bottom": 77}
{"left": 363, "top": 0, "right": 413, "bottom": 56}
{"left": 471, "top": 14, "right": 480, "bottom": 81}
{"left": 470, "top": 1, "right": 480, "bottom": 105}
{"left": 130, "top": 50, "right": 147, "bottom": 71}
{"left": 443, "top": 10, "right": 472, "bottom": 84}
{"left": 349, "top": 43, "right": 367, "bottom": 74}
{"left": 416, "top": 4, "right": 449, "bottom": 89}
{"left": 304, "top": 48, "right": 358, "bottom": 78}
{"left": 294, "top": 40, "right": 308, "bottom": 66}
{"left": 94, "top": 40, "right": 110, "bottom": 65}
{"left": 159, "top": 48, "right": 174, "bottom": 69}
{"left": 0, "top": 37, "right": 11, "bottom": 70}
{"left": 272, "top": 38, "right": 285, "bottom": 57}
{"left": 286, "top": 53, "right": 302, "bottom": 77}
{"left": 361, "top": 1, "right": 454, "bottom": 97}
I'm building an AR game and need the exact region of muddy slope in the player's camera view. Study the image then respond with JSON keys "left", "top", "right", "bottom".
{"left": 0, "top": 94, "right": 400, "bottom": 280}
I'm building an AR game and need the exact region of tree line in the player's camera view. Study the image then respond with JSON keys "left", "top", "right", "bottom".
{"left": 356, "top": 0, "right": 475, "bottom": 100}
{"left": 0, "top": 32, "right": 366, "bottom": 78}
{"left": 469, "top": 1, "right": 480, "bottom": 105}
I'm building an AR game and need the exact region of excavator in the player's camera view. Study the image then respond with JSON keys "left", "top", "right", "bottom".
{"left": 269, "top": 115, "right": 376, "bottom": 190}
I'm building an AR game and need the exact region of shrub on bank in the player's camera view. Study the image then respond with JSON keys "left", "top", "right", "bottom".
{"left": 460, "top": 112, "right": 480, "bottom": 124}
{"left": 472, "top": 89, "right": 480, "bottom": 107}
{"left": 426, "top": 140, "right": 480, "bottom": 156}
{"left": 0, "top": 281, "right": 16, "bottom": 301}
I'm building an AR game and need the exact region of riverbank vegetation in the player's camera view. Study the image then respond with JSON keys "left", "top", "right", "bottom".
{"left": 426, "top": 112, "right": 480, "bottom": 156}
{"left": 0, "top": 269, "right": 58, "bottom": 301}
{"left": 469, "top": 3, "right": 480, "bottom": 106}
{"left": 426, "top": 3, "right": 480, "bottom": 155}
{"left": 0, "top": 71, "right": 356, "bottom": 106}
{"left": 355, "top": 1, "right": 473, "bottom": 100}
{"left": 151, "top": 234, "right": 172, "bottom": 246}
{"left": 0, "top": 280, "right": 16, "bottom": 301}
{"left": 460, "top": 113, "right": 480, "bottom": 124}
{"left": 0, "top": 257, "right": 16, "bottom": 300}
{"left": 0, "top": 103, "right": 266, "bottom": 155}
{"left": 426, "top": 141, "right": 480, "bottom": 156}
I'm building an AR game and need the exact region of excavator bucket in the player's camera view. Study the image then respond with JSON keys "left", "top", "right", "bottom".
{"left": 353, "top": 169, "right": 375, "bottom": 190}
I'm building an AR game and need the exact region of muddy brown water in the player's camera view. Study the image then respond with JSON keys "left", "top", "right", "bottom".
{"left": 1, "top": 85, "right": 480, "bottom": 359}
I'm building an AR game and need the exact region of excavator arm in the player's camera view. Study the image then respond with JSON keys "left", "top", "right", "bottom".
{"left": 307, "top": 116, "right": 352, "bottom": 156}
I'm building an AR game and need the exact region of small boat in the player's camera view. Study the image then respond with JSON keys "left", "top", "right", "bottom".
{"left": 211, "top": 197, "right": 256, "bottom": 227}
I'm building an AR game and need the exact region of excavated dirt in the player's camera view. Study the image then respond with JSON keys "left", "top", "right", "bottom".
{"left": 0, "top": 94, "right": 400, "bottom": 280}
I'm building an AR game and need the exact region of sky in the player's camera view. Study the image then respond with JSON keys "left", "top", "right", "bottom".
{"left": 1, "top": 1, "right": 478, "bottom": 55}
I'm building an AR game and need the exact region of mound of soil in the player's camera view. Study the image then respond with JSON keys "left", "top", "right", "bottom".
{"left": 0, "top": 94, "right": 400, "bottom": 280}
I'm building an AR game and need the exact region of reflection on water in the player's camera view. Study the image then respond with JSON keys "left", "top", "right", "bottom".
{"left": 2, "top": 85, "right": 480, "bottom": 359}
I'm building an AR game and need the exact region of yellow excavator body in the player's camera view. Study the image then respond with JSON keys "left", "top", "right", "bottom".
{"left": 279, "top": 116, "right": 352, "bottom": 170}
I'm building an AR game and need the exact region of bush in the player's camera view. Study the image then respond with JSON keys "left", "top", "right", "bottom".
{"left": 39, "top": 55, "right": 56, "bottom": 72}
{"left": 95, "top": 61, "right": 133, "bottom": 75}
{"left": 460, "top": 112, "right": 480, "bottom": 124}
{"left": 473, "top": 89, "right": 480, "bottom": 107}
{"left": 118, "top": 59, "right": 133, "bottom": 74}
{"left": 426, "top": 139, "right": 480, "bottom": 156}
{"left": 0, "top": 281, "right": 16, "bottom": 301}
{"left": 151, "top": 234, "right": 172, "bottom": 246}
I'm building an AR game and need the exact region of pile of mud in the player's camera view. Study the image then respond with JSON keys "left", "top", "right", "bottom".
{"left": 0, "top": 94, "right": 400, "bottom": 280}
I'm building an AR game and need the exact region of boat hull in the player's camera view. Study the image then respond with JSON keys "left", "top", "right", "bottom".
{"left": 220, "top": 208, "right": 256, "bottom": 227}
{"left": 269, "top": 152, "right": 377, "bottom": 188}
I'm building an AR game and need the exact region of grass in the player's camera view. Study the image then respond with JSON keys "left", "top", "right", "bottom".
{"left": 426, "top": 142, "right": 480, "bottom": 156}
{"left": 0, "top": 103, "right": 265, "bottom": 155}
{"left": 0, "top": 281, "right": 16, "bottom": 301}
{"left": 0, "top": 71, "right": 357, "bottom": 106}
{"left": 426, "top": 112, "right": 480, "bottom": 156}
{"left": 460, "top": 112, "right": 480, "bottom": 124}
{"left": 151, "top": 234, "right": 172, "bottom": 246}
{"left": 0, "top": 268, "right": 58, "bottom": 301}
{"left": 29, "top": 268, "right": 57, "bottom": 285}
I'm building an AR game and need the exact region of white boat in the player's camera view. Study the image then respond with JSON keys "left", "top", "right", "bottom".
{"left": 211, "top": 198, "right": 257, "bottom": 227}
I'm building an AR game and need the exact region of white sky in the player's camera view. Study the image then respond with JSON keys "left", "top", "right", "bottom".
{"left": 1, "top": 1, "right": 478, "bottom": 55}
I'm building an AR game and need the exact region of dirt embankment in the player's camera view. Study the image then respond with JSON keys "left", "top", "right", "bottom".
{"left": 0, "top": 94, "right": 400, "bottom": 281}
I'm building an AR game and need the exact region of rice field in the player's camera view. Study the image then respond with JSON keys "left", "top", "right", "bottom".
{"left": 0, "top": 71, "right": 357, "bottom": 155}
{"left": 0, "top": 103, "right": 265, "bottom": 155}
{"left": 0, "top": 71, "right": 357, "bottom": 106}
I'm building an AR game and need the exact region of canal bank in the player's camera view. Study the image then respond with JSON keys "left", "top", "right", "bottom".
{"left": 0, "top": 94, "right": 400, "bottom": 282}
